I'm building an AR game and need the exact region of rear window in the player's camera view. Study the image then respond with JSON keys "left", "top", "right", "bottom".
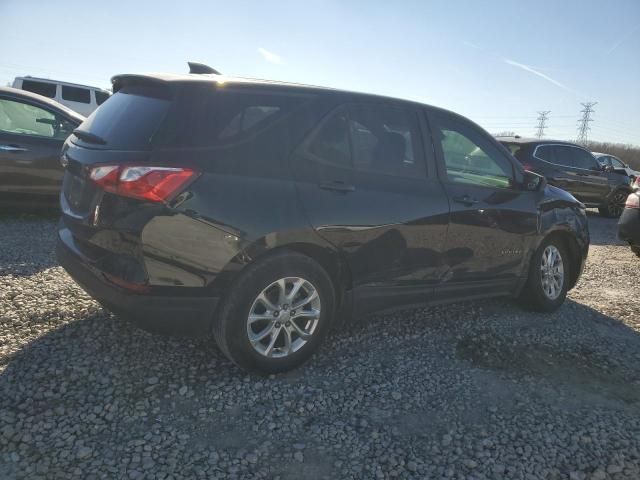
{"left": 21, "top": 80, "right": 56, "bottom": 98}
{"left": 74, "top": 86, "right": 171, "bottom": 149}
{"left": 62, "top": 86, "right": 90, "bottom": 104}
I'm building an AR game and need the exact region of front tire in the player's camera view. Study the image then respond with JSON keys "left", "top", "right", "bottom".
{"left": 213, "top": 252, "right": 335, "bottom": 374}
{"left": 598, "top": 189, "right": 628, "bottom": 218}
{"left": 631, "top": 245, "right": 640, "bottom": 258}
{"left": 519, "top": 237, "right": 570, "bottom": 312}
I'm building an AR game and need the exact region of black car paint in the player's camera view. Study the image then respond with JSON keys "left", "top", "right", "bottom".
{"left": 57, "top": 76, "right": 589, "bottom": 335}
{"left": 0, "top": 87, "right": 84, "bottom": 207}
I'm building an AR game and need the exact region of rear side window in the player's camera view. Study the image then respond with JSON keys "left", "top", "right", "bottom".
{"left": 348, "top": 103, "right": 425, "bottom": 177}
{"left": 306, "top": 108, "right": 351, "bottom": 167}
{"left": 95, "top": 91, "right": 110, "bottom": 105}
{"left": 75, "top": 86, "right": 171, "bottom": 149}
{"left": 155, "top": 87, "right": 308, "bottom": 148}
{"left": 534, "top": 145, "right": 555, "bottom": 162}
{"left": 62, "top": 86, "right": 90, "bottom": 104}
{"left": 21, "top": 80, "right": 56, "bottom": 98}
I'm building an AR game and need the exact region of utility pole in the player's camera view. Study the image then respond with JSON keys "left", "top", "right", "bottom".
{"left": 576, "top": 102, "right": 597, "bottom": 145}
{"left": 535, "top": 111, "right": 551, "bottom": 138}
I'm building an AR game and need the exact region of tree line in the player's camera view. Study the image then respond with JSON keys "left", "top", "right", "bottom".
{"left": 584, "top": 141, "right": 640, "bottom": 170}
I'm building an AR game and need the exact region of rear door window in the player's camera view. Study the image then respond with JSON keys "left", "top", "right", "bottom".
{"left": 21, "top": 80, "right": 56, "bottom": 98}
{"left": 62, "top": 86, "right": 91, "bottom": 104}
{"left": 347, "top": 103, "right": 425, "bottom": 177}
{"left": 534, "top": 145, "right": 555, "bottom": 163}
{"left": 305, "top": 108, "right": 351, "bottom": 167}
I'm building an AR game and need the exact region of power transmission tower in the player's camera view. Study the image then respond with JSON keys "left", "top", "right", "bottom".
{"left": 535, "top": 111, "right": 551, "bottom": 138}
{"left": 576, "top": 102, "right": 597, "bottom": 145}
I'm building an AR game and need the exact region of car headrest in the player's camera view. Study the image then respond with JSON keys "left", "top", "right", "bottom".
{"left": 374, "top": 131, "right": 406, "bottom": 166}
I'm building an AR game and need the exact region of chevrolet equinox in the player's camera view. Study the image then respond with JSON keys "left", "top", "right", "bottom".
{"left": 57, "top": 68, "right": 589, "bottom": 373}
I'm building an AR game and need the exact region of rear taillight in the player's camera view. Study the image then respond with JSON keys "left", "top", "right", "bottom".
{"left": 88, "top": 165, "right": 198, "bottom": 203}
{"left": 632, "top": 177, "right": 640, "bottom": 190}
{"left": 625, "top": 193, "right": 639, "bottom": 209}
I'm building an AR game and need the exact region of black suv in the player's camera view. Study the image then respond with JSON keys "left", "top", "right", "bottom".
{"left": 498, "top": 137, "right": 632, "bottom": 217}
{"left": 57, "top": 69, "right": 589, "bottom": 373}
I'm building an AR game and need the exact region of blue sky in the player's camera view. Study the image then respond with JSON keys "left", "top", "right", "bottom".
{"left": 1, "top": 0, "right": 638, "bottom": 144}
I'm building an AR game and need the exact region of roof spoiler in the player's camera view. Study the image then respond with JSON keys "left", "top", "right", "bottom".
{"left": 188, "top": 62, "right": 221, "bottom": 75}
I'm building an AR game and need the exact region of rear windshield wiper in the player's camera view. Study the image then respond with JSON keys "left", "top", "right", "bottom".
{"left": 73, "top": 129, "right": 107, "bottom": 145}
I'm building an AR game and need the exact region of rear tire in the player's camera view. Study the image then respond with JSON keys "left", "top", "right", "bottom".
{"left": 598, "top": 189, "right": 628, "bottom": 218}
{"left": 212, "top": 251, "right": 335, "bottom": 374}
{"left": 519, "top": 237, "right": 570, "bottom": 312}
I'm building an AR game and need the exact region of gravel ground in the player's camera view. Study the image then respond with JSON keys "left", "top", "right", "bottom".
{"left": 1, "top": 211, "right": 639, "bottom": 480}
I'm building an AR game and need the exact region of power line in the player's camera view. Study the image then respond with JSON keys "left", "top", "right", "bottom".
{"left": 576, "top": 102, "right": 597, "bottom": 145}
{"left": 535, "top": 111, "right": 551, "bottom": 139}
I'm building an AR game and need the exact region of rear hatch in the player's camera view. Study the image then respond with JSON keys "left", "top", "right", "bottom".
{"left": 61, "top": 82, "right": 174, "bottom": 222}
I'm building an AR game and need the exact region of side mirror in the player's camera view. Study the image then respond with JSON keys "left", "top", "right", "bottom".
{"left": 522, "top": 170, "right": 546, "bottom": 191}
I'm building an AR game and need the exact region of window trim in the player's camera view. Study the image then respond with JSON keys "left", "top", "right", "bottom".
{"left": 532, "top": 143, "right": 599, "bottom": 172}
{"left": 0, "top": 94, "right": 80, "bottom": 141}
{"left": 427, "top": 110, "right": 521, "bottom": 191}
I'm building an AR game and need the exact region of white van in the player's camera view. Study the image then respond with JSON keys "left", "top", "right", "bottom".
{"left": 12, "top": 76, "right": 111, "bottom": 116}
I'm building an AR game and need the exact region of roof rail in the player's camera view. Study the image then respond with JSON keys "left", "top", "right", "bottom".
{"left": 188, "top": 62, "right": 221, "bottom": 75}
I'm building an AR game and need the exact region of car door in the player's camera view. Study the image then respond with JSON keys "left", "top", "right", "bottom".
{"left": 553, "top": 145, "right": 609, "bottom": 204}
{"left": 293, "top": 100, "right": 450, "bottom": 312}
{"left": 0, "top": 94, "right": 76, "bottom": 201}
{"left": 427, "top": 110, "right": 538, "bottom": 299}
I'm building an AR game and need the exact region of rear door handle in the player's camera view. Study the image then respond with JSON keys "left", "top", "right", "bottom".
{"left": 319, "top": 181, "right": 355, "bottom": 193}
{"left": 452, "top": 195, "right": 479, "bottom": 206}
{"left": 0, "top": 144, "right": 29, "bottom": 153}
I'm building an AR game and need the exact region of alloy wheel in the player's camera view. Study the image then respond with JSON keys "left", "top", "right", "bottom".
{"left": 540, "top": 245, "right": 564, "bottom": 300}
{"left": 608, "top": 191, "right": 627, "bottom": 217}
{"left": 247, "top": 277, "right": 321, "bottom": 358}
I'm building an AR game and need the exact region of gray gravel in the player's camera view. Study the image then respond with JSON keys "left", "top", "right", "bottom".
{"left": 1, "top": 211, "right": 639, "bottom": 479}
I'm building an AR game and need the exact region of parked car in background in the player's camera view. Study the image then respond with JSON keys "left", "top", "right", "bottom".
{"left": 498, "top": 136, "right": 632, "bottom": 217}
{"left": 57, "top": 67, "right": 589, "bottom": 373}
{"left": 593, "top": 152, "right": 639, "bottom": 182}
{"left": 12, "top": 76, "right": 110, "bottom": 116}
{"left": 0, "top": 87, "right": 84, "bottom": 207}
{"left": 618, "top": 190, "right": 640, "bottom": 258}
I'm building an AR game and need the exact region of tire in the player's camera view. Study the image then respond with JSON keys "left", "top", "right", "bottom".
{"left": 631, "top": 245, "right": 640, "bottom": 258}
{"left": 519, "top": 236, "right": 570, "bottom": 312}
{"left": 212, "top": 251, "right": 335, "bottom": 374}
{"left": 598, "top": 189, "right": 628, "bottom": 218}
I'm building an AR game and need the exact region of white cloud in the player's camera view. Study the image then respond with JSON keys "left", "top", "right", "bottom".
{"left": 258, "top": 47, "right": 285, "bottom": 65}
{"left": 503, "top": 58, "right": 576, "bottom": 94}
{"left": 462, "top": 41, "right": 481, "bottom": 50}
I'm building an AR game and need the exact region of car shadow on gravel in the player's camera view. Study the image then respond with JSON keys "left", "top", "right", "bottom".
{"left": 454, "top": 300, "right": 640, "bottom": 406}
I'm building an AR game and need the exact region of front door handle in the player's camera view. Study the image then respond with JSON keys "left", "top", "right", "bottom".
{"left": 319, "top": 181, "right": 355, "bottom": 193}
{"left": 0, "top": 144, "right": 29, "bottom": 153}
{"left": 452, "top": 195, "right": 479, "bottom": 206}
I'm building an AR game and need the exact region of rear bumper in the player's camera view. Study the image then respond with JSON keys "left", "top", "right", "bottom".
{"left": 56, "top": 227, "right": 219, "bottom": 337}
{"left": 618, "top": 208, "right": 640, "bottom": 245}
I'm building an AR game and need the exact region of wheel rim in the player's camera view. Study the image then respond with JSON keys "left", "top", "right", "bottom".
{"left": 247, "top": 277, "right": 321, "bottom": 358}
{"left": 608, "top": 191, "right": 627, "bottom": 217}
{"left": 540, "top": 245, "right": 564, "bottom": 300}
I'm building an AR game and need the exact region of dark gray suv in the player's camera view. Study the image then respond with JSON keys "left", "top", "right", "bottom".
{"left": 499, "top": 137, "right": 632, "bottom": 217}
